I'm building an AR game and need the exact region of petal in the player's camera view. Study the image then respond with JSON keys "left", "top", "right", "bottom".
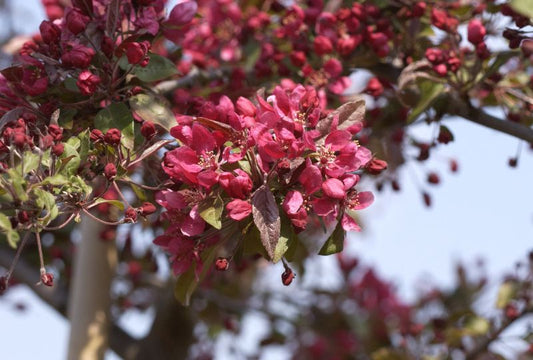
{"left": 226, "top": 199, "right": 252, "bottom": 221}
{"left": 312, "top": 197, "right": 337, "bottom": 217}
{"left": 283, "top": 190, "right": 304, "bottom": 215}
{"left": 341, "top": 214, "right": 361, "bottom": 232}
{"left": 354, "top": 191, "right": 374, "bottom": 210}
{"left": 325, "top": 130, "right": 352, "bottom": 151}
{"left": 322, "top": 178, "right": 346, "bottom": 199}
{"left": 299, "top": 164, "right": 322, "bottom": 194}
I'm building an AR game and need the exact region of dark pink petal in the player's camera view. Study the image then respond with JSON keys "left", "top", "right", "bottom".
{"left": 322, "top": 178, "right": 346, "bottom": 199}
{"left": 341, "top": 214, "right": 361, "bottom": 232}
{"left": 166, "top": 1, "right": 197, "bottom": 27}
{"left": 191, "top": 123, "right": 216, "bottom": 153}
{"left": 354, "top": 191, "right": 374, "bottom": 210}
{"left": 283, "top": 190, "right": 304, "bottom": 215}
{"left": 155, "top": 190, "right": 187, "bottom": 210}
{"left": 341, "top": 174, "right": 360, "bottom": 190}
{"left": 299, "top": 164, "right": 322, "bottom": 194}
{"left": 236, "top": 97, "right": 256, "bottom": 116}
{"left": 325, "top": 130, "right": 352, "bottom": 151}
{"left": 197, "top": 170, "right": 219, "bottom": 189}
{"left": 289, "top": 207, "right": 308, "bottom": 229}
{"left": 180, "top": 205, "right": 205, "bottom": 236}
{"left": 312, "top": 197, "right": 337, "bottom": 217}
{"left": 226, "top": 199, "right": 252, "bottom": 221}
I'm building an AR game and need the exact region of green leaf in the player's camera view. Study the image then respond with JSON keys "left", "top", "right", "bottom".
{"left": 496, "top": 281, "right": 517, "bottom": 308}
{"left": 273, "top": 215, "right": 296, "bottom": 263}
{"left": 58, "top": 143, "right": 81, "bottom": 176}
{"left": 91, "top": 198, "right": 125, "bottom": 211}
{"left": 464, "top": 315, "right": 490, "bottom": 336}
{"left": 129, "top": 93, "right": 175, "bottom": 131}
{"left": 133, "top": 54, "right": 178, "bottom": 82}
{"left": 511, "top": 0, "right": 533, "bottom": 19}
{"left": 198, "top": 195, "right": 223, "bottom": 230}
{"left": 174, "top": 244, "right": 218, "bottom": 306}
{"left": 7, "top": 169, "right": 28, "bottom": 202}
{"left": 129, "top": 182, "right": 147, "bottom": 202}
{"left": 94, "top": 102, "right": 135, "bottom": 149}
{"left": 17, "top": 151, "right": 40, "bottom": 175}
{"left": 319, "top": 221, "right": 345, "bottom": 255}
{"left": 0, "top": 213, "right": 18, "bottom": 248}
{"left": 58, "top": 108, "right": 77, "bottom": 129}
{"left": 407, "top": 80, "right": 445, "bottom": 123}
{"left": 33, "top": 188, "right": 59, "bottom": 225}
{"left": 39, "top": 174, "right": 69, "bottom": 186}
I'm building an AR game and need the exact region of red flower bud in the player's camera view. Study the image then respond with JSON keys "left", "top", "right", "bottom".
{"left": 422, "top": 192, "right": 432, "bottom": 207}
{"left": 48, "top": 124, "right": 63, "bottom": 141}
{"left": 13, "top": 133, "right": 27, "bottom": 148}
{"left": 427, "top": 172, "right": 440, "bottom": 185}
{"left": 104, "top": 163, "right": 117, "bottom": 180}
{"left": 41, "top": 272, "right": 54, "bottom": 287}
{"left": 101, "top": 36, "right": 114, "bottom": 58}
{"left": 433, "top": 63, "right": 448, "bottom": 77}
{"left": 51, "top": 143, "right": 64, "bottom": 156}
{"left": 66, "top": 8, "right": 90, "bottom": 35}
{"left": 281, "top": 267, "right": 295, "bottom": 286}
{"left": 365, "top": 77, "right": 384, "bottom": 97}
{"left": 366, "top": 157, "right": 388, "bottom": 175}
{"left": 449, "top": 159, "right": 459, "bottom": 173}
{"left": 467, "top": 19, "right": 486, "bottom": 45}
{"left": 313, "top": 35, "right": 333, "bottom": 55}
{"left": 104, "top": 128, "right": 121, "bottom": 145}
{"left": 124, "top": 207, "right": 138, "bottom": 223}
{"left": 18, "top": 211, "right": 30, "bottom": 223}
{"left": 140, "top": 121, "right": 156, "bottom": 139}
{"left": 61, "top": 43, "right": 95, "bottom": 68}
{"left": 76, "top": 70, "right": 101, "bottom": 96}
{"left": 391, "top": 179, "right": 401, "bottom": 191}
{"left": 508, "top": 157, "right": 518, "bottom": 168}
{"left": 124, "top": 41, "right": 151, "bottom": 65}
{"left": 90, "top": 129, "right": 104, "bottom": 142}
{"left": 425, "top": 48, "right": 445, "bottom": 64}
{"left": 289, "top": 51, "right": 306, "bottom": 67}
{"left": 39, "top": 20, "right": 61, "bottom": 44}
{"left": 215, "top": 257, "right": 229, "bottom": 271}
{"left": 437, "top": 125, "right": 454, "bottom": 144}
{"left": 139, "top": 202, "right": 156, "bottom": 215}
{"left": 411, "top": 2, "right": 426, "bottom": 17}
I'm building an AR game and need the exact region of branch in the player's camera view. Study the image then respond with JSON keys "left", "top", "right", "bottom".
{"left": 449, "top": 99, "right": 533, "bottom": 144}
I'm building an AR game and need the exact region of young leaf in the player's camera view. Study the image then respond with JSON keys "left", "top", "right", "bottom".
{"left": 133, "top": 54, "right": 178, "bottom": 82}
{"left": 0, "top": 213, "right": 18, "bottom": 248}
{"left": 91, "top": 198, "right": 125, "bottom": 211}
{"left": 407, "top": 79, "right": 445, "bottom": 123}
{"left": 129, "top": 93, "right": 175, "bottom": 131}
{"left": 198, "top": 195, "right": 223, "bottom": 230}
{"left": 316, "top": 98, "right": 365, "bottom": 139}
{"left": 94, "top": 103, "right": 135, "bottom": 149}
{"left": 251, "top": 185, "right": 281, "bottom": 260}
{"left": 318, "top": 221, "right": 345, "bottom": 255}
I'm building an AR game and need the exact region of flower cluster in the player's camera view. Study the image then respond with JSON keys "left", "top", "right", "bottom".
{"left": 154, "top": 83, "right": 379, "bottom": 278}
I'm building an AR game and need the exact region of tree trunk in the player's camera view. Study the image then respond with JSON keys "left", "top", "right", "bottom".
{"left": 67, "top": 216, "right": 117, "bottom": 360}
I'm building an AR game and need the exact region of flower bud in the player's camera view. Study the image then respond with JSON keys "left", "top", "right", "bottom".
{"left": 449, "top": 159, "right": 459, "bottom": 173}
{"left": 467, "top": 19, "right": 486, "bottom": 45}
{"left": 281, "top": 267, "right": 295, "bottom": 286}
{"left": 215, "top": 257, "right": 229, "bottom": 271}
{"left": 104, "top": 163, "right": 117, "bottom": 180}
{"left": 427, "top": 172, "right": 440, "bottom": 185}
{"left": 313, "top": 35, "right": 333, "bottom": 55}
{"left": 39, "top": 20, "right": 61, "bottom": 44}
{"left": 124, "top": 41, "right": 151, "bottom": 65}
{"left": 422, "top": 192, "right": 432, "bottom": 207}
{"left": 76, "top": 70, "right": 101, "bottom": 96}
{"left": 61, "top": 43, "right": 95, "bottom": 68}
{"left": 48, "top": 124, "right": 63, "bottom": 141}
{"left": 124, "top": 207, "right": 138, "bottom": 223}
{"left": 51, "top": 143, "right": 64, "bottom": 156}
{"left": 90, "top": 129, "right": 104, "bottom": 142}
{"left": 140, "top": 121, "right": 156, "bottom": 139}
{"left": 41, "top": 272, "right": 54, "bottom": 287}
{"left": 66, "top": 8, "right": 90, "bottom": 35}
{"left": 366, "top": 158, "right": 388, "bottom": 175}
{"left": 104, "top": 128, "right": 121, "bottom": 145}
{"left": 437, "top": 126, "right": 454, "bottom": 144}
{"left": 365, "top": 77, "right": 384, "bottom": 97}
{"left": 139, "top": 202, "right": 156, "bottom": 215}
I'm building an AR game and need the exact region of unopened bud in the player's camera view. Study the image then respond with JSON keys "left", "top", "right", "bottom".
{"left": 138, "top": 202, "right": 156, "bottom": 216}
{"left": 124, "top": 207, "right": 138, "bottom": 223}
{"left": 427, "top": 172, "right": 440, "bottom": 185}
{"left": 281, "top": 267, "right": 295, "bottom": 286}
{"left": 51, "top": 143, "right": 64, "bottom": 156}
{"left": 215, "top": 257, "right": 229, "bottom": 271}
{"left": 40, "top": 272, "right": 54, "bottom": 287}
{"left": 104, "top": 128, "right": 121, "bottom": 145}
{"left": 104, "top": 163, "right": 117, "bottom": 180}
{"left": 140, "top": 121, "right": 156, "bottom": 139}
